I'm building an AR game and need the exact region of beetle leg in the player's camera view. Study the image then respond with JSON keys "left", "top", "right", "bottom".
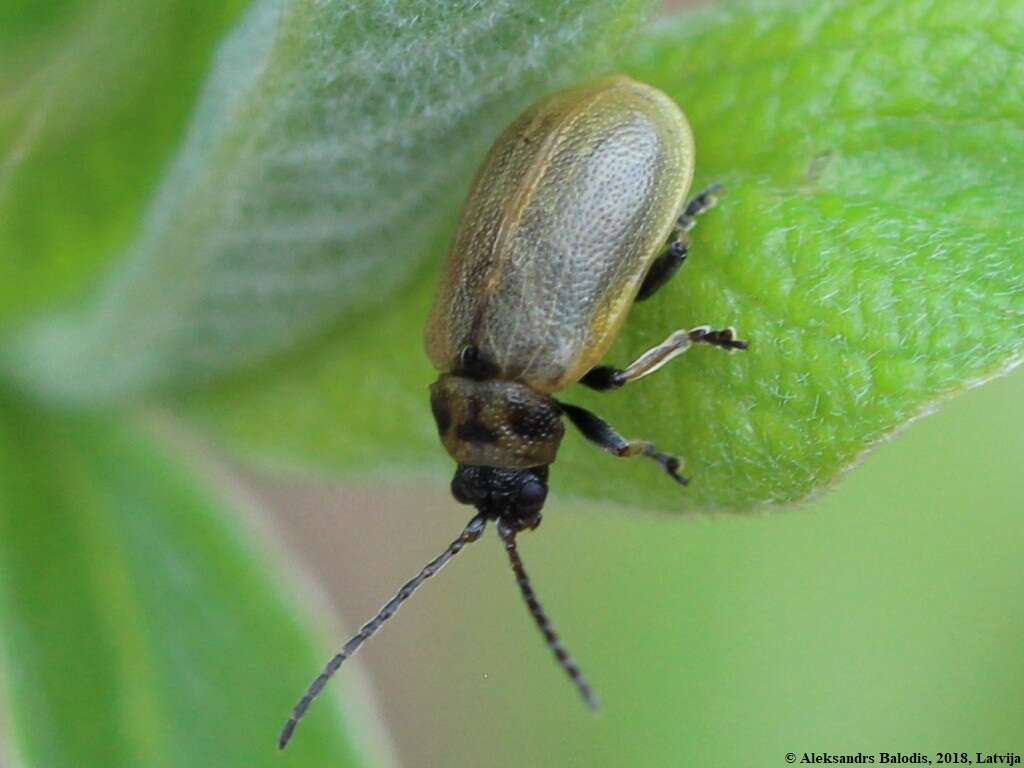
{"left": 635, "top": 239, "right": 688, "bottom": 301}
{"left": 676, "top": 183, "right": 722, "bottom": 232}
{"left": 558, "top": 402, "right": 688, "bottom": 485}
{"left": 636, "top": 183, "right": 722, "bottom": 302}
{"left": 580, "top": 326, "right": 747, "bottom": 391}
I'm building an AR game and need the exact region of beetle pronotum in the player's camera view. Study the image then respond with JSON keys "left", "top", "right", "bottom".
{"left": 280, "top": 75, "right": 746, "bottom": 748}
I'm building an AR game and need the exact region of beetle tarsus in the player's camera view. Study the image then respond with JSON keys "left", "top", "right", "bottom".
{"left": 559, "top": 402, "right": 689, "bottom": 486}
{"left": 677, "top": 182, "right": 723, "bottom": 231}
{"left": 637, "top": 443, "right": 690, "bottom": 485}
{"left": 688, "top": 325, "right": 749, "bottom": 352}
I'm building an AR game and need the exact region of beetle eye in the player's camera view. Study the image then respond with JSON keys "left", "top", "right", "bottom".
{"left": 517, "top": 480, "right": 547, "bottom": 511}
{"left": 451, "top": 475, "right": 475, "bottom": 505}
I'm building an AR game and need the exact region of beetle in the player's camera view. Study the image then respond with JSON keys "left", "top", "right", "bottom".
{"left": 280, "top": 75, "right": 746, "bottom": 748}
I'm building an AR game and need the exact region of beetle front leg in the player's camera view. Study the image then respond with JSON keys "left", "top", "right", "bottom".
{"left": 580, "top": 326, "right": 747, "bottom": 391}
{"left": 558, "top": 402, "right": 688, "bottom": 485}
{"left": 636, "top": 184, "right": 722, "bottom": 302}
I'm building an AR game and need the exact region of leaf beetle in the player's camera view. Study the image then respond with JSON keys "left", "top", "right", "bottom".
{"left": 281, "top": 75, "right": 746, "bottom": 748}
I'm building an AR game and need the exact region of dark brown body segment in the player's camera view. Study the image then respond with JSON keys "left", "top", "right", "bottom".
{"left": 430, "top": 375, "right": 565, "bottom": 468}
{"left": 425, "top": 76, "right": 695, "bottom": 393}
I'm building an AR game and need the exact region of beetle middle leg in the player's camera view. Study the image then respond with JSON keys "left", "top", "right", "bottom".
{"left": 581, "top": 326, "right": 747, "bottom": 391}
{"left": 558, "top": 402, "right": 688, "bottom": 485}
{"left": 636, "top": 183, "right": 722, "bottom": 302}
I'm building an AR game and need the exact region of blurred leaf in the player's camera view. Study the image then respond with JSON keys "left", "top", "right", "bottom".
{"left": 0, "top": 0, "right": 85, "bottom": 47}
{"left": 0, "top": 397, "right": 384, "bottom": 767}
{"left": 182, "top": 0, "right": 1024, "bottom": 511}
{"left": 5, "top": 0, "right": 653, "bottom": 401}
{"left": 0, "top": 0, "right": 250, "bottom": 329}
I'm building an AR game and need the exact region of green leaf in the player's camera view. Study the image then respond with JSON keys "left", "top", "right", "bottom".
{"left": 0, "top": 396, "right": 386, "bottom": 767}
{"left": 180, "top": 0, "right": 1024, "bottom": 511}
{"left": 0, "top": 0, "right": 250, "bottom": 330}
{"left": 0, "top": 0, "right": 84, "bottom": 48}
{"left": 5, "top": 0, "right": 653, "bottom": 401}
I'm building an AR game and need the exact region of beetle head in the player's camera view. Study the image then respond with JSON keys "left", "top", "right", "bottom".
{"left": 450, "top": 464, "right": 549, "bottom": 530}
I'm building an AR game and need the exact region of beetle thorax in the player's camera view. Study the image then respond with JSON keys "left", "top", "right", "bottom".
{"left": 429, "top": 375, "right": 565, "bottom": 468}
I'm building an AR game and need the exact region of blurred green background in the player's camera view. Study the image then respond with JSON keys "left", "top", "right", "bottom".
{"left": 2, "top": 0, "right": 1022, "bottom": 766}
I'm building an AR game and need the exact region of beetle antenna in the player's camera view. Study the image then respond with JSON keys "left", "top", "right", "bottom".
{"left": 279, "top": 513, "right": 488, "bottom": 750}
{"left": 497, "top": 521, "right": 599, "bottom": 710}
